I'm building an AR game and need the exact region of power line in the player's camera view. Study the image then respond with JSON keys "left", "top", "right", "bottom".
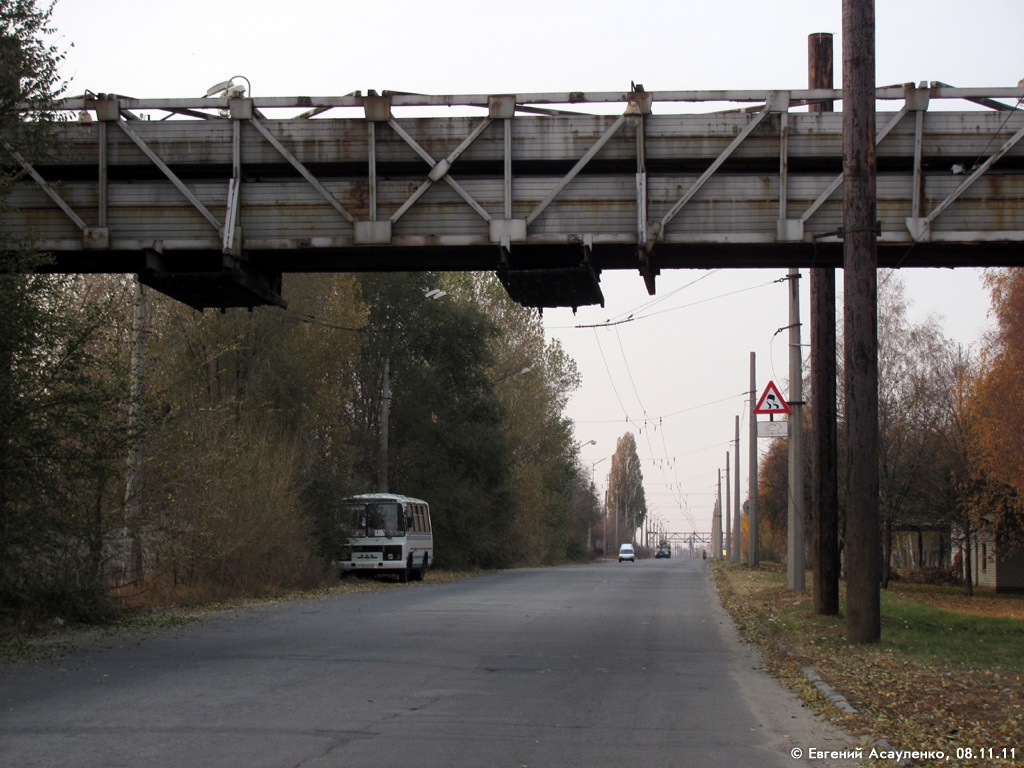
{"left": 275, "top": 307, "right": 368, "bottom": 333}
{"left": 615, "top": 325, "right": 651, "bottom": 422}
{"left": 605, "top": 269, "right": 722, "bottom": 324}
{"left": 592, "top": 328, "right": 643, "bottom": 433}
{"left": 564, "top": 279, "right": 778, "bottom": 329}
{"left": 573, "top": 391, "right": 747, "bottom": 425}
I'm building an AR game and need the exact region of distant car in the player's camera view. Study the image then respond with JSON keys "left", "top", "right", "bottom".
{"left": 655, "top": 544, "right": 671, "bottom": 559}
{"left": 618, "top": 543, "right": 635, "bottom": 562}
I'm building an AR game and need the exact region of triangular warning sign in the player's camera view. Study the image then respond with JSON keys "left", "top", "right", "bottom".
{"left": 754, "top": 381, "right": 790, "bottom": 415}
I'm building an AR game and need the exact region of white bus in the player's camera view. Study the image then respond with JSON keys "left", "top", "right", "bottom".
{"left": 336, "top": 494, "right": 433, "bottom": 582}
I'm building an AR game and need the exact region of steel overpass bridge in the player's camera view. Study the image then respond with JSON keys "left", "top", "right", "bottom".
{"left": 3, "top": 83, "right": 1024, "bottom": 309}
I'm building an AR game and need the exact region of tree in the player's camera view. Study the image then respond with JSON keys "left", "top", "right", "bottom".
{"left": 459, "top": 272, "right": 585, "bottom": 565}
{"left": 138, "top": 274, "right": 364, "bottom": 598}
{"left": 0, "top": 5, "right": 133, "bottom": 622}
{"left": 568, "top": 469, "right": 602, "bottom": 559}
{"left": 970, "top": 269, "right": 1024, "bottom": 554}
{"left": 0, "top": 0, "right": 66, "bottom": 164}
{"left": 925, "top": 345, "right": 981, "bottom": 595}
{"left": 0, "top": 272, "right": 132, "bottom": 621}
{"left": 757, "top": 434, "right": 799, "bottom": 562}
{"left": 1, "top": 0, "right": 67, "bottom": 260}
{"left": 875, "top": 273, "right": 948, "bottom": 588}
{"left": 607, "top": 432, "right": 646, "bottom": 547}
{"left": 346, "top": 272, "right": 516, "bottom": 570}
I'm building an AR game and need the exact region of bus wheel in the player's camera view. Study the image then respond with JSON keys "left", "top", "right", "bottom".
{"left": 417, "top": 554, "right": 429, "bottom": 582}
{"left": 400, "top": 556, "right": 412, "bottom": 583}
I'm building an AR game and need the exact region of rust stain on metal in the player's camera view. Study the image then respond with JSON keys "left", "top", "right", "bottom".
{"left": 349, "top": 181, "right": 370, "bottom": 218}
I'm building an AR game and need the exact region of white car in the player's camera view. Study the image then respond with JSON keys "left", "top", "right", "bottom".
{"left": 618, "top": 543, "right": 635, "bottom": 562}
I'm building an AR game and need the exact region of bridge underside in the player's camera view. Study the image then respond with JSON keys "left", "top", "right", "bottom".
{"left": 49, "top": 240, "right": 1023, "bottom": 312}
{"left": 4, "top": 85, "right": 1024, "bottom": 310}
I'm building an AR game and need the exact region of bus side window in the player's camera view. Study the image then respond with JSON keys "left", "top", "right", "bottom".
{"left": 423, "top": 506, "right": 431, "bottom": 533}
{"left": 414, "top": 505, "right": 423, "bottom": 533}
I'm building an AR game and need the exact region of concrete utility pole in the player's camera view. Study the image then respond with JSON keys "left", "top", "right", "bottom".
{"left": 787, "top": 269, "right": 805, "bottom": 589}
{"left": 733, "top": 415, "right": 741, "bottom": 564}
{"left": 748, "top": 352, "right": 758, "bottom": 565}
{"left": 725, "top": 452, "right": 731, "bottom": 560}
{"left": 715, "top": 470, "right": 723, "bottom": 559}
{"left": 843, "top": 0, "right": 881, "bottom": 643}
{"left": 809, "top": 31, "right": 841, "bottom": 616}
{"left": 378, "top": 356, "right": 391, "bottom": 492}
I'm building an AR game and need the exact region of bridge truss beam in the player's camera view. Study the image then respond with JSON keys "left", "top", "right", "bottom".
{"left": 3, "top": 84, "right": 1024, "bottom": 309}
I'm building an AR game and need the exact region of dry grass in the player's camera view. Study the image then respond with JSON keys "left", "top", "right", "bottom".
{"left": 712, "top": 562, "right": 1024, "bottom": 768}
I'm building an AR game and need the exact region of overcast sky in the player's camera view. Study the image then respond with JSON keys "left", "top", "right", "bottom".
{"left": 50, "top": 0, "right": 1024, "bottom": 538}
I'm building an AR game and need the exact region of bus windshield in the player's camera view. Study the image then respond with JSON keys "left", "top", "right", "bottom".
{"left": 346, "top": 502, "right": 404, "bottom": 538}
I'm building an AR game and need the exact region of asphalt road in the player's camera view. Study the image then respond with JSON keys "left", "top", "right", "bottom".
{"left": 1, "top": 557, "right": 859, "bottom": 767}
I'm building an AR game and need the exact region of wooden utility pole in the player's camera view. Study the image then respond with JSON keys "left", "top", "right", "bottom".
{"left": 843, "top": 0, "right": 881, "bottom": 643}
{"left": 809, "top": 32, "right": 840, "bottom": 616}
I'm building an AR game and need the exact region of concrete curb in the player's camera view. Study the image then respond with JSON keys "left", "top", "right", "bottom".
{"left": 802, "top": 666, "right": 860, "bottom": 714}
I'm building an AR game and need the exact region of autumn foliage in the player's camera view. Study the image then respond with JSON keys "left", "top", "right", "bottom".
{"left": 972, "top": 269, "right": 1024, "bottom": 550}
{"left": 754, "top": 269, "right": 1024, "bottom": 586}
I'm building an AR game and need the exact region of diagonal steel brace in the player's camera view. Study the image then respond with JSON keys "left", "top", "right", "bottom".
{"left": 248, "top": 116, "right": 358, "bottom": 225}
{"left": 653, "top": 107, "right": 771, "bottom": 249}
{"left": 387, "top": 117, "right": 494, "bottom": 224}
{"left": 3, "top": 140, "right": 89, "bottom": 231}
{"left": 116, "top": 119, "right": 224, "bottom": 234}
{"left": 526, "top": 114, "right": 627, "bottom": 228}
{"left": 927, "top": 118, "right": 1024, "bottom": 224}
{"left": 796, "top": 106, "right": 909, "bottom": 227}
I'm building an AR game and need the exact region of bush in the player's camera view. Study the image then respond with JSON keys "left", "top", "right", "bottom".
{"left": 143, "top": 421, "right": 328, "bottom": 605}
{"left": 897, "top": 565, "right": 963, "bottom": 586}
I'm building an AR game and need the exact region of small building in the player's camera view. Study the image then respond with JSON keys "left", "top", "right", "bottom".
{"left": 965, "top": 531, "right": 1024, "bottom": 593}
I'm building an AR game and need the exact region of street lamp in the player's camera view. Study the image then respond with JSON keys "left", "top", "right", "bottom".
{"left": 493, "top": 365, "right": 533, "bottom": 384}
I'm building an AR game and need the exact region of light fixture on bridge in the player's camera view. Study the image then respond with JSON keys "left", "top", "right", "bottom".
{"left": 204, "top": 76, "right": 251, "bottom": 99}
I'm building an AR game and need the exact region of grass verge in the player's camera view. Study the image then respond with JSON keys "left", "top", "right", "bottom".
{"left": 712, "top": 561, "right": 1023, "bottom": 768}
